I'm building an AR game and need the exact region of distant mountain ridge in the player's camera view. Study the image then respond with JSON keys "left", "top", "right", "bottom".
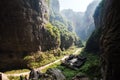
{"left": 49, "top": 0, "right": 83, "bottom": 49}
{"left": 61, "top": 0, "right": 101, "bottom": 41}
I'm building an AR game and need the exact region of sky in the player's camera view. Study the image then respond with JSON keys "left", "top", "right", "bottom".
{"left": 59, "top": 0, "right": 94, "bottom": 12}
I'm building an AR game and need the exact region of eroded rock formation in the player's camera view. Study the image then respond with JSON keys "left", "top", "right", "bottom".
{"left": 0, "top": 0, "right": 60, "bottom": 71}
{"left": 61, "top": 0, "right": 101, "bottom": 41}
{"left": 85, "top": 0, "right": 104, "bottom": 53}
{"left": 28, "top": 68, "right": 66, "bottom": 80}
{"left": 101, "top": 0, "right": 120, "bottom": 80}
{"left": 84, "top": 0, "right": 120, "bottom": 79}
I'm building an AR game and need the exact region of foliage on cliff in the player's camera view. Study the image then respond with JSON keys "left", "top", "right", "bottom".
{"left": 49, "top": 0, "right": 83, "bottom": 50}
{"left": 45, "top": 23, "right": 60, "bottom": 47}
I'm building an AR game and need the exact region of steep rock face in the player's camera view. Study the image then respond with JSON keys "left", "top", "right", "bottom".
{"left": 101, "top": 0, "right": 120, "bottom": 80}
{"left": 49, "top": 0, "right": 83, "bottom": 49}
{"left": 61, "top": 9, "right": 84, "bottom": 33}
{"left": 49, "top": 0, "right": 67, "bottom": 26}
{"left": 0, "top": 0, "right": 60, "bottom": 71}
{"left": 79, "top": 0, "right": 99, "bottom": 40}
{"left": 85, "top": 0, "right": 104, "bottom": 53}
{"left": 61, "top": 0, "right": 101, "bottom": 41}
{"left": 0, "top": 0, "right": 50, "bottom": 52}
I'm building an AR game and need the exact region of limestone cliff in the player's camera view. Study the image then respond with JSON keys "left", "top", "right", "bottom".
{"left": 85, "top": 0, "right": 104, "bottom": 53}
{"left": 83, "top": 0, "right": 120, "bottom": 79}
{"left": 49, "top": 0, "right": 83, "bottom": 49}
{"left": 100, "top": 0, "right": 120, "bottom": 79}
{"left": 61, "top": 0, "right": 101, "bottom": 41}
{"left": 0, "top": 0, "right": 60, "bottom": 71}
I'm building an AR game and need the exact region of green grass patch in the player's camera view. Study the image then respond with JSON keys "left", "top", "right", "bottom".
{"left": 8, "top": 76, "right": 20, "bottom": 80}
{"left": 4, "top": 69, "right": 29, "bottom": 74}
{"left": 52, "top": 50, "right": 101, "bottom": 80}
{"left": 5, "top": 46, "right": 79, "bottom": 74}
{"left": 41, "top": 62, "right": 61, "bottom": 73}
{"left": 79, "top": 51, "right": 101, "bottom": 79}
{"left": 57, "top": 65, "right": 85, "bottom": 80}
{"left": 7, "top": 48, "right": 101, "bottom": 80}
{"left": 24, "top": 46, "right": 79, "bottom": 68}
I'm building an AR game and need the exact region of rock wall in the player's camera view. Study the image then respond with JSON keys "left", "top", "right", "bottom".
{"left": 85, "top": 0, "right": 104, "bottom": 53}
{"left": 101, "top": 0, "right": 120, "bottom": 80}
{"left": 0, "top": 0, "right": 60, "bottom": 71}
{"left": 61, "top": 0, "right": 101, "bottom": 41}
{"left": 0, "top": 0, "right": 49, "bottom": 52}
{"left": 84, "top": 0, "right": 120, "bottom": 79}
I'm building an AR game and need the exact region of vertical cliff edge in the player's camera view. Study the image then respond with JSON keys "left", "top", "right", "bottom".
{"left": 0, "top": 0, "right": 60, "bottom": 71}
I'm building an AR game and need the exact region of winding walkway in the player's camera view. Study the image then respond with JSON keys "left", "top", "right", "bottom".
{"left": 7, "top": 48, "right": 82, "bottom": 77}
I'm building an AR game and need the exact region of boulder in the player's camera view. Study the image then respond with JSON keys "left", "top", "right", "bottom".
{"left": 45, "top": 68, "right": 66, "bottom": 80}
{"left": 28, "top": 69, "right": 43, "bottom": 80}
{"left": 0, "top": 0, "right": 59, "bottom": 71}
{"left": 28, "top": 68, "right": 65, "bottom": 80}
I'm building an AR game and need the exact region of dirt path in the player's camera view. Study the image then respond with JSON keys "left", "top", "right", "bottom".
{"left": 7, "top": 48, "right": 83, "bottom": 77}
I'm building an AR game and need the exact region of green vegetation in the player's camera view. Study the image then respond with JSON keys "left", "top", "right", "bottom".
{"left": 41, "top": 50, "right": 101, "bottom": 80}
{"left": 79, "top": 51, "right": 101, "bottom": 79}
{"left": 24, "top": 49, "right": 60, "bottom": 68}
{"left": 5, "top": 69, "right": 29, "bottom": 74}
{"left": 41, "top": 62, "right": 61, "bottom": 73}
{"left": 5, "top": 47, "right": 79, "bottom": 74}
{"left": 24, "top": 46, "right": 79, "bottom": 68}
{"left": 45, "top": 23, "right": 60, "bottom": 38}
{"left": 45, "top": 23, "right": 61, "bottom": 46}
{"left": 8, "top": 76, "right": 20, "bottom": 80}
{"left": 51, "top": 21, "right": 83, "bottom": 50}
{"left": 49, "top": 0, "right": 83, "bottom": 50}
{"left": 57, "top": 66, "right": 84, "bottom": 80}
{"left": 6, "top": 48, "right": 101, "bottom": 80}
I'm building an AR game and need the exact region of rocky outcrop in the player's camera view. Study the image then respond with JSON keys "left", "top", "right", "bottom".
{"left": 49, "top": 0, "right": 68, "bottom": 26}
{"left": 61, "top": 9, "right": 84, "bottom": 33}
{"left": 83, "top": 0, "right": 120, "bottom": 79}
{"left": 49, "top": 0, "right": 83, "bottom": 49}
{"left": 0, "top": 0, "right": 60, "bottom": 71}
{"left": 85, "top": 0, "right": 104, "bottom": 53}
{"left": 28, "top": 68, "right": 66, "bottom": 80}
{"left": 0, "top": 0, "right": 49, "bottom": 52}
{"left": 79, "top": 0, "right": 100, "bottom": 41}
{"left": 100, "top": 0, "right": 120, "bottom": 80}
{"left": 45, "top": 68, "right": 66, "bottom": 80}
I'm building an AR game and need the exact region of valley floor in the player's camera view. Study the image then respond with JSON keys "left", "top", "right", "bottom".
{"left": 6, "top": 48, "right": 83, "bottom": 77}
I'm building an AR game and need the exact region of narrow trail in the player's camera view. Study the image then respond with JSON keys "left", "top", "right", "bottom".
{"left": 7, "top": 48, "right": 83, "bottom": 77}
